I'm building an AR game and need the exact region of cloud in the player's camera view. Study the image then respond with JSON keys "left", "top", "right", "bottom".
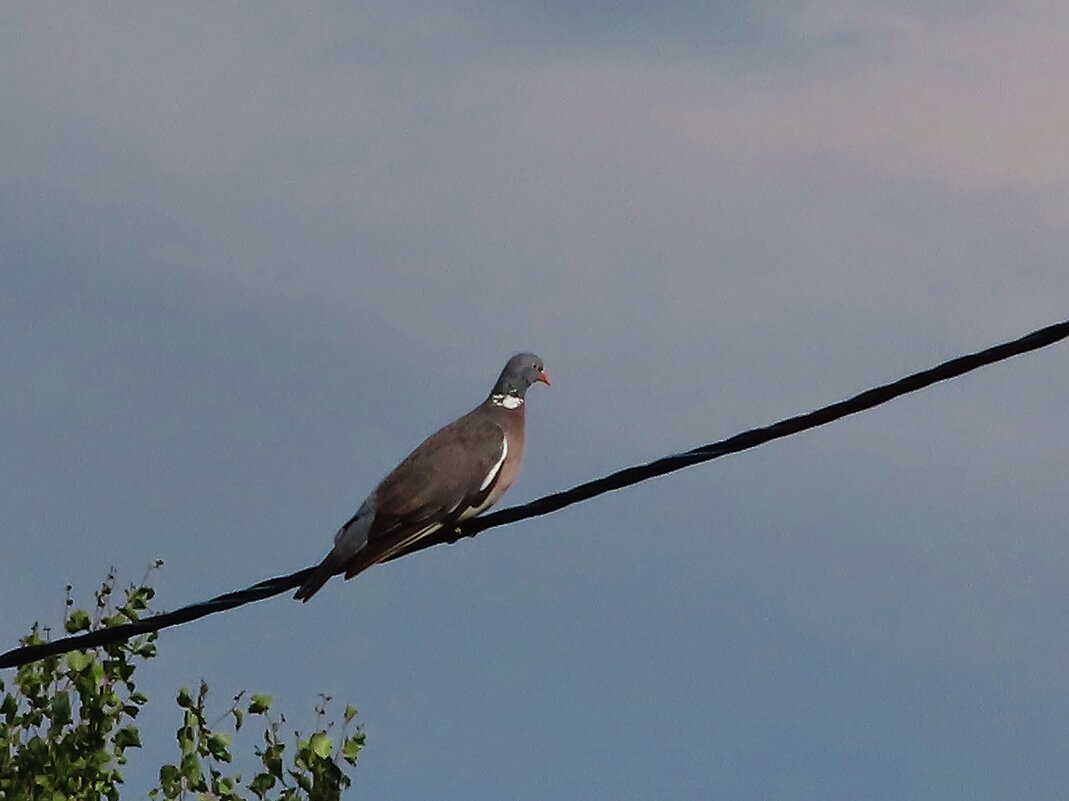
{"left": 4, "top": 2, "right": 1066, "bottom": 336}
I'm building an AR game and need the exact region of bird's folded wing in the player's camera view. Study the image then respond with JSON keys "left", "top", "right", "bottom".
{"left": 340, "top": 413, "right": 507, "bottom": 575}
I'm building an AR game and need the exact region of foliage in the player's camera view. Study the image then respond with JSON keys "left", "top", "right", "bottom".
{"left": 0, "top": 566, "right": 364, "bottom": 801}
{"left": 153, "top": 685, "right": 364, "bottom": 801}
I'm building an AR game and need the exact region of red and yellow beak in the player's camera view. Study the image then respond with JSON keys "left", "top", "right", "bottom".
{"left": 537, "top": 369, "right": 551, "bottom": 386}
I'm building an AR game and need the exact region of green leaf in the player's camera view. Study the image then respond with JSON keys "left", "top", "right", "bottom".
{"left": 291, "top": 769, "right": 314, "bottom": 794}
{"left": 176, "top": 687, "right": 194, "bottom": 708}
{"left": 65, "top": 651, "right": 91, "bottom": 673}
{"left": 115, "top": 725, "right": 142, "bottom": 749}
{"left": 249, "top": 772, "right": 276, "bottom": 799}
{"left": 309, "top": 731, "right": 333, "bottom": 759}
{"left": 177, "top": 723, "right": 196, "bottom": 757}
{"left": 247, "top": 694, "right": 272, "bottom": 714}
{"left": 180, "top": 750, "right": 204, "bottom": 788}
{"left": 207, "top": 733, "right": 233, "bottom": 761}
{"left": 342, "top": 734, "right": 364, "bottom": 764}
{"left": 159, "top": 763, "right": 182, "bottom": 796}
{"left": 294, "top": 740, "right": 310, "bottom": 770}
{"left": 49, "top": 690, "right": 72, "bottom": 726}
{"left": 65, "top": 610, "right": 91, "bottom": 633}
{"left": 91, "top": 745, "right": 111, "bottom": 768}
{"left": 114, "top": 662, "right": 135, "bottom": 684}
{"left": 262, "top": 740, "right": 284, "bottom": 777}
{"left": 343, "top": 704, "right": 358, "bottom": 723}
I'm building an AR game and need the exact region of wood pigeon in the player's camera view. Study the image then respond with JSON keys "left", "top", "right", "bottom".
{"left": 294, "top": 353, "right": 550, "bottom": 601}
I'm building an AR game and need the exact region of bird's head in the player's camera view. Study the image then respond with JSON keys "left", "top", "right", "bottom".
{"left": 491, "top": 352, "right": 550, "bottom": 403}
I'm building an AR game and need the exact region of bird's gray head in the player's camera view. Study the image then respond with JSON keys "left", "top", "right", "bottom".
{"left": 490, "top": 353, "right": 550, "bottom": 405}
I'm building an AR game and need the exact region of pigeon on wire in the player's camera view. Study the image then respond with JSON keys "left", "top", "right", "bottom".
{"left": 294, "top": 353, "right": 550, "bottom": 601}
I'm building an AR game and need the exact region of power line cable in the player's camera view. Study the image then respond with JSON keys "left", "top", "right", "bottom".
{"left": 2, "top": 318, "right": 1067, "bottom": 670}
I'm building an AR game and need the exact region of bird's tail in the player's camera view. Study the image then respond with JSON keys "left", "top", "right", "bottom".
{"left": 295, "top": 522, "right": 443, "bottom": 601}
{"left": 293, "top": 551, "right": 345, "bottom": 602}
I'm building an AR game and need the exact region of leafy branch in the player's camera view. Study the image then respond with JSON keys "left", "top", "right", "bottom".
{"left": 0, "top": 567, "right": 364, "bottom": 801}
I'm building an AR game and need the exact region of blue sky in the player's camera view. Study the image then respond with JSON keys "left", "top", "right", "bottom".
{"left": 3, "top": 2, "right": 1069, "bottom": 798}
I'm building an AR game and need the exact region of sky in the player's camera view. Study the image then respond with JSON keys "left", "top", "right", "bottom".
{"left": 2, "top": 1, "right": 1069, "bottom": 798}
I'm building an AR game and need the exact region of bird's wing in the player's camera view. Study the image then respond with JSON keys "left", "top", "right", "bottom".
{"left": 341, "top": 411, "right": 508, "bottom": 575}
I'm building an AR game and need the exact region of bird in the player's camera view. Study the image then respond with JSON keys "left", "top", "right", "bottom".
{"left": 294, "top": 352, "right": 550, "bottom": 601}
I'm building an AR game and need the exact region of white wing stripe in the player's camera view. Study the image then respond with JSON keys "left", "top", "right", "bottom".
{"left": 479, "top": 435, "right": 508, "bottom": 491}
{"left": 332, "top": 496, "right": 375, "bottom": 560}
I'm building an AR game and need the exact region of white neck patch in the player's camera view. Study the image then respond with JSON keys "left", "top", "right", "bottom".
{"left": 491, "top": 394, "right": 524, "bottom": 409}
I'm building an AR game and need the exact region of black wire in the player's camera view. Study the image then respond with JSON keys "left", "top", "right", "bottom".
{"left": 2, "top": 319, "right": 1067, "bottom": 670}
